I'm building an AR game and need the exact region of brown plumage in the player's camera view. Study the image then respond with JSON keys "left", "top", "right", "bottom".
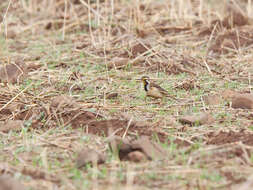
{"left": 141, "top": 76, "right": 170, "bottom": 99}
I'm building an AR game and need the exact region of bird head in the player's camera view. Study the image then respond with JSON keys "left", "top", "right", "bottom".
{"left": 141, "top": 76, "right": 150, "bottom": 84}
{"left": 140, "top": 76, "right": 150, "bottom": 91}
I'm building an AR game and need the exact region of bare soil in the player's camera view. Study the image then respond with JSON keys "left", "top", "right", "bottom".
{"left": 1, "top": 0, "right": 253, "bottom": 189}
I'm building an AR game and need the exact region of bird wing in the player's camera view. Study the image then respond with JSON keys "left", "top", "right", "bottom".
{"left": 150, "top": 82, "right": 169, "bottom": 95}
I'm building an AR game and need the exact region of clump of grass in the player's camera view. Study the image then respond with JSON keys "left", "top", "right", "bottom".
{"left": 1, "top": 0, "right": 253, "bottom": 189}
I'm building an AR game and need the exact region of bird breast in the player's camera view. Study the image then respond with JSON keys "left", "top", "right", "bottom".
{"left": 147, "top": 87, "right": 163, "bottom": 98}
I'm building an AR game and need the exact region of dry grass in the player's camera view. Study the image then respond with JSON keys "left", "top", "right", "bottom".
{"left": 1, "top": 0, "right": 253, "bottom": 189}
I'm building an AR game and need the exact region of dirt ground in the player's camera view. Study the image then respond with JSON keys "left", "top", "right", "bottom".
{"left": 1, "top": 0, "right": 253, "bottom": 189}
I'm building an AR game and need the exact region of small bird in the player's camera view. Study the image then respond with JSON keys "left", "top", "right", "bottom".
{"left": 141, "top": 76, "right": 171, "bottom": 100}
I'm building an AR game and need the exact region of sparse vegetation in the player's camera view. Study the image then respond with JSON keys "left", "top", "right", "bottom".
{"left": 1, "top": 0, "right": 253, "bottom": 189}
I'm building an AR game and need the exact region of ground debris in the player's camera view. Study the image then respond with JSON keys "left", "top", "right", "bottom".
{"left": 130, "top": 42, "right": 151, "bottom": 58}
{"left": 131, "top": 136, "right": 168, "bottom": 160}
{"left": 107, "top": 57, "right": 129, "bottom": 69}
{"left": 0, "top": 120, "right": 23, "bottom": 132}
{"left": 0, "top": 61, "right": 28, "bottom": 84}
{"left": 108, "top": 136, "right": 167, "bottom": 162}
{"left": 21, "top": 166, "right": 60, "bottom": 183}
{"left": 0, "top": 163, "right": 59, "bottom": 184}
{"left": 0, "top": 175, "right": 25, "bottom": 190}
{"left": 222, "top": 89, "right": 240, "bottom": 100}
{"left": 231, "top": 94, "right": 253, "bottom": 109}
{"left": 207, "top": 130, "right": 253, "bottom": 146}
{"left": 50, "top": 95, "right": 78, "bottom": 109}
{"left": 49, "top": 95, "right": 100, "bottom": 128}
{"left": 198, "top": 1, "right": 249, "bottom": 37}
{"left": 155, "top": 25, "right": 191, "bottom": 35}
{"left": 3, "top": 0, "right": 253, "bottom": 189}
{"left": 208, "top": 26, "right": 253, "bottom": 54}
{"left": 85, "top": 119, "right": 150, "bottom": 137}
{"left": 232, "top": 174, "right": 253, "bottom": 190}
{"left": 125, "top": 151, "right": 148, "bottom": 162}
{"left": 105, "top": 92, "right": 118, "bottom": 99}
{"left": 86, "top": 118, "right": 190, "bottom": 146}
{"left": 179, "top": 112, "right": 214, "bottom": 126}
{"left": 0, "top": 101, "right": 23, "bottom": 115}
{"left": 76, "top": 147, "right": 106, "bottom": 168}
{"left": 221, "top": 90, "right": 253, "bottom": 109}
{"left": 203, "top": 94, "right": 222, "bottom": 105}
{"left": 5, "top": 30, "right": 16, "bottom": 39}
{"left": 222, "top": 1, "right": 249, "bottom": 28}
{"left": 174, "top": 79, "right": 198, "bottom": 91}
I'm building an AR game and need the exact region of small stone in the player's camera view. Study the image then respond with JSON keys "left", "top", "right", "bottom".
{"left": 179, "top": 112, "right": 214, "bottom": 126}
{"left": 232, "top": 94, "right": 253, "bottom": 109}
{"left": 126, "top": 151, "right": 147, "bottom": 162}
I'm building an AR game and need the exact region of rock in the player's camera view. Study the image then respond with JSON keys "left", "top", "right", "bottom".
{"left": 131, "top": 136, "right": 167, "bottom": 160}
{"left": 232, "top": 94, "right": 253, "bottom": 109}
{"left": 126, "top": 151, "right": 147, "bottom": 162}
{"left": 179, "top": 112, "right": 214, "bottom": 126}
{"left": 108, "top": 135, "right": 167, "bottom": 161}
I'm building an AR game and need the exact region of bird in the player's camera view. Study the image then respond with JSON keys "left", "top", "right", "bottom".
{"left": 141, "top": 76, "right": 172, "bottom": 100}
